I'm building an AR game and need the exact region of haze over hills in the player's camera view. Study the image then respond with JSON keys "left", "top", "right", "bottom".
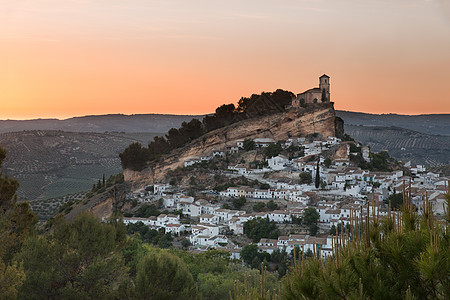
{"left": 336, "top": 111, "right": 450, "bottom": 136}
{"left": 0, "top": 114, "right": 203, "bottom": 134}
{"left": 344, "top": 125, "right": 450, "bottom": 167}
{"left": 1, "top": 111, "right": 448, "bottom": 136}
{"left": 336, "top": 111, "right": 450, "bottom": 167}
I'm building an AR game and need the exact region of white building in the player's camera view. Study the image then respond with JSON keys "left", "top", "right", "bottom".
{"left": 165, "top": 224, "right": 186, "bottom": 235}
{"left": 267, "top": 155, "right": 290, "bottom": 171}
{"left": 199, "top": 214, "right": 219, "bottom": 225}
{"left": 154, "top": 184, "right": 170, "bottom": 195}
{"left": 268, "top": 210, "right": 291, "bottom": 223}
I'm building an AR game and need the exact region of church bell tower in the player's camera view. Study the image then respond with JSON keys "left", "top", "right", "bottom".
{"left": 319, "top": 74, "right": 330, "bottom": 102}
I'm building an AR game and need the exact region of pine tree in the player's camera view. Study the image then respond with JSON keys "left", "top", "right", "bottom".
{"left": 282, "top": 190, "right": 450, "bottom": 299}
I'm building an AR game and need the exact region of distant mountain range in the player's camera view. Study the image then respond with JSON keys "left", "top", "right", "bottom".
{"left": 1, "top": 111, "right": 448, "bottom": 136}
{"left": 0, "top": 114, "right": 203, "bottom": 134}
{"left": 335, "top": 111, "right": 450, "bottom": 136}
{"left": 336, "top": 111, "right": 450, "bottom": 167}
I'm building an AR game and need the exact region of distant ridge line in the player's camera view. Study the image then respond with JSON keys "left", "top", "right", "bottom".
{"left": 0, "top": 111, "right": 448, "bottom": 136}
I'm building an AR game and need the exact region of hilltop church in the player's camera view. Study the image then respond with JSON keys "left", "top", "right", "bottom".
{"left": 292, "top": 74, "right": 330, "bottom": 107}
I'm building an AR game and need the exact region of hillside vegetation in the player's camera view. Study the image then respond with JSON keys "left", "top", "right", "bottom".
{"left": 120, "top": 89, "right": 295, "bottom": 171}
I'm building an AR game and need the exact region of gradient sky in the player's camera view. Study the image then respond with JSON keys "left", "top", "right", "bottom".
{"left": 1, "top": 0, "right": 450, "bottom": 119}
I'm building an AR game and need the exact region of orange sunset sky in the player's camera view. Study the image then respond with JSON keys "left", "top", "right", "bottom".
{"left": 1, "top": 0, "right": 450, "bottom": 120}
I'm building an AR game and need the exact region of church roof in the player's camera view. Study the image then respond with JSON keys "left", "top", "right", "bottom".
{"left": 320, "top": 74, "right": 330, "bottom": 78}
{"left": 297, "top": 88, "right": 321, "bottom": 96}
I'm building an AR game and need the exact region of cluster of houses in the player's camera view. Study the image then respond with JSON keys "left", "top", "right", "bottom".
{"left": 183, "top": 136, "right": 342, "bottom": 168}
{"left": 123, "top": 136, "right": 448, "bottom": 259}
{"left": 257, "top": 234, "right": 336, "bottom": 258}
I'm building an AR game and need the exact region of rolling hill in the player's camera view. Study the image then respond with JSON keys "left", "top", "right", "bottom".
{"left": 0, "top": 114, "right": 203, "bottom": 134}
{"left": 0, "top": 130, "right": 160, "bottom": 200}
{"left": 336, "top": 111, "right": 450, "bottom": 136}
{"left": 344, "top": 125, "right": 450, "bottom": 167}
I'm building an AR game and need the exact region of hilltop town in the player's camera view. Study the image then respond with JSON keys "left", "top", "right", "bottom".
{"left": 121, "top": 134, "right": 448, "bottom": 258}
{"left": 114, "top": 76, "right": 449, "bottom": 259}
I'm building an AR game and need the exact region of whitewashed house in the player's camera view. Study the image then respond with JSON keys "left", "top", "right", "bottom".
{"left": 154, "top": 184, "right": 170, "bottom": 195}
{"left": 254, "top": 138, "right": 275, "bottom": 148}
{"left": 267, "top": 155, "right": 290, "bottom": 171}
{"left": 268, "top": 210, "right": 291, "bottom": 223}
{"left": 165, "top": 224, "right": 186, "bottom": 235}
{"left": 199, "top": 214, "right": 219, "bottom": 225}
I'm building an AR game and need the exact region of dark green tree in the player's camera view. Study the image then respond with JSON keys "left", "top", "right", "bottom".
{"left": 242, "top": 139, "right": 256, "bottom": 151}
{"left": 244, "top": 217, "right": 280, "bottom": 242}
{"left": 303, "top": 207, "right": 320, "bottom": 236}
{"left": 222, "top": 203, "right": 232, "bottom": 209}
{"left": 232, "top": 196, "right": 246, "bottom": 210}
{"left": 315, "top": 159, "right": 320, "bottom": 189}
{"left": 135, "top": 204, "right": 161, "bottom": 218}
{"left": 260, "top": 183, "right": 270, "bottom": 189}
{"left": 119, "top": 142, "right": 149, "bottom": 171}
{"left": 135, "top": 248, "right": 197, "bottom": 299}
{"left": 181, "top": 238, "right": 191, "bottom": 249}
{"left": 329, "top": 225, "right": 336, "bottom": 235}
{"left": 266, "top": 200, "right": 279, "bottom": 211}
{"left": 16, "top": 212, "right": 128, "bottom": 299}
{"left": 253, "top": 202, "right": 266, "bottom": 212}
{"left": 148, "top": 136, "right": 170, "bottom": 157}
{"left": 240, "top": 244, "right": 260, "bottom": 266}
{"left": 157, "top": 233, "right": 173, "bottom": 248}
{"left": 299, "top": 172, "right": 312, "bottom": 185}
{"left": 386, "top": 192, "right": 403, "bottom": 210}
{"left": 265, "top": 143, "right": 283, "bottom": 158}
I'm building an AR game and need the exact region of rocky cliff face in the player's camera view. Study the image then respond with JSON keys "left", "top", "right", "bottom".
{"left": 124, "top": 102, "right": 341, "bottom": 187}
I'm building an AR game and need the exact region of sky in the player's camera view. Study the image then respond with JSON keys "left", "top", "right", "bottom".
{"left": 1, "top": 0, "right": 450, "bottom": 120}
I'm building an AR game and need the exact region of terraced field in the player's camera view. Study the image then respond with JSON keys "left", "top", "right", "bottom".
{"left": 345, "top": 125, "right": 450, "bottom": 166}
{"left": 0, "top": 130, "right": 161, "bottom": 200}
